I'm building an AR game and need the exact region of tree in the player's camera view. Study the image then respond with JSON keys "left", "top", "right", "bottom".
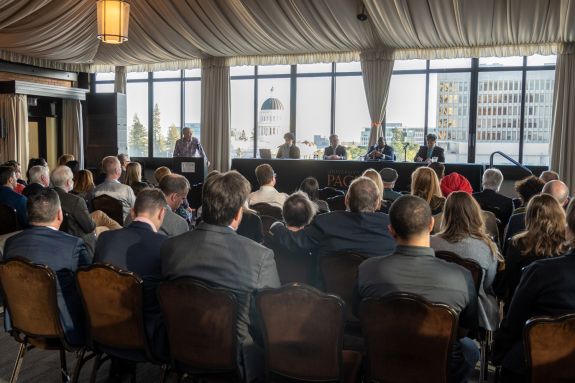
{"left": 390, "top": 127, "right": 419, "bottom": 161}
{"left": 152, "top": 103, "right": 167, "bottom": 155}
{"left": 166, "top": 124, "right": 180, "bottom": 153}
{"left": 128, "top": 113, "right": 148, "bottom": 157}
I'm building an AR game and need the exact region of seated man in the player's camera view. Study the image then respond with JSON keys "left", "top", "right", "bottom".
{"left": 357, "top": 195, "right": 479, "bottom": 383}
{"left": 0, "top": 165, "right": 28, "bottom": 228}
{"left": 276, "top": 132, "right": 300, "bottom": 159}
{"left": 22, "top": 164, "right": 50, "bottom": 198}
{"left": 539, "top": 170, "right": 559, "bottom": 183}
{"left": 94, "top": 156, "right": 136, "bottom": 221}
{"left": 542, "top": 179, "right": 570, "bottom": 208}
{"left": 323, "top": 134, "right": 347, "bottom": 160}
{"left": 270, "top": 177, "right": 395, "bottom": 259}
{"left": 161, "top": 171, "right": 280, "bottom": 382}
{"left": 248, "top": 163, "right": 288, "bottom": 209}
{"left": 4, "top": 188, "right": 90, "bottom": 345}
{"left": 473, "top": 168, "right": 514, "bottom": 226}
{"left": 415, "top": 133, "right": 445, "bottom": 163}
{"left": 95, "top": 189, "right": 168, "bottom": 359}
{"left": 380, "top": 168, "right": 401, "bottom": 201}
{"left": 365, "top": 136, "right": 394, "bottom": 161}
{"left": 117, "top": 153, "right": 130, "bottom": 184}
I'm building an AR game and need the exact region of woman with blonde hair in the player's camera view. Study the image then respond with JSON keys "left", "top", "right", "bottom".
{"left": 57, "top": 154, "right": 75, "bottom": 166}
{"left": 362, "top": 169, "right": 388, "bottom": 212}
{"left": 494, "top": 193, "right": 567, "bottom": 311}
{"left": 411, "top": 166, "right": 445, "bottom": 214}
{"left": 431, "top": 191, "right": 502, "bottom": 330}
{"left": 125, "top": 162, "right": 150, "bottom": 195}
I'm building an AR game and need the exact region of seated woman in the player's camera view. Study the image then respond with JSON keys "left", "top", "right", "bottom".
{"left": 361, "top": 169, "right": 387, "bottom": 213}
{"left": 494, "top": 194, "right": 567, "bottom": 312}
{"left": 125, "top": 162, "right": 151, "bottom": 196}
{"left": 411, "top": 167, "right": 445, "bottom": 215}
{"left": 513, "top": 176, "right": 545, "bottom": 214}
{"left": 299, "top": 177, "right": 329, "bottom": 214}
{"left": 431, "top": 191, "right": 502, "bottom": 331}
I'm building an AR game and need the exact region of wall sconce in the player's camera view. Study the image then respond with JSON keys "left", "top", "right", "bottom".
{"left": 97, "top": 0, "right": 130, "bottom": 44}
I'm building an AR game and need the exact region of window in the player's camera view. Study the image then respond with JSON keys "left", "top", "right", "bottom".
{"left": 523, "top": 70, "right": 555, "bottom": 165}
{"left": 230, "top": 79, "right": 255, "bottom": 158}
{"left": 296, "top": 77, "right": 331, "bottom": 158}
{"left": 153, "top": 81, "right": 181, "bottom": 158}
{"left": 335, "top": 76, "right": 370, "bottom": 159}
{"left": 126, "top": 83, "right": 149, "bottom": 157}
{"left": 184, "top": 80, "right": 201, "bottom": 146}
{"left": 257, "top": 78, "right": 290, "bottom": 157}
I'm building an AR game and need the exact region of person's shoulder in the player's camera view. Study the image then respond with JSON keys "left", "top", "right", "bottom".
{"left": 435, "top": 146, "right": 445, "bottom": 152}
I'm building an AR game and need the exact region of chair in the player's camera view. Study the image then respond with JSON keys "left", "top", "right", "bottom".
{"left": 359, "top": 293, "right": 458, "bottom": 383}
{"left": 157, "top": 278, "right": 241, "bottom": 382}
{"left": 0, "top": 203, "right": 21, "bottom": 235}
{"left": 187, "top": 182, "right": 203, "bottom": 210}
{"left": 318, "top": 187, "right": 344, "bottom": 201}
{"left": 524, "top": 313, "right": 575, "bottom": 383}
{"left": 266, "top": 239, "right": 315, "bottom": 286}
{"left": 92, "top": 194, "right": 124, "bottom": 226}
{"left": 76, "top": 263, "right": 164, "bottom": 383}
{"left": 260, "top": 215, "right": 280, "bottom": 235}
{"left": 326, "top": 195, "right": 346, "bottom": 211}
{"left": 250, "top": 202, "right": 283, "bottom": 220}
{"left": 256, "top": 284, "right": 362, "bottom": 383}
{"left": 0, "top": 258, "right": 90, "bottom": 383}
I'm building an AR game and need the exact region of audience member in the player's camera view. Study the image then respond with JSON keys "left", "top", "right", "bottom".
{"left": 161, "top": 171, "right": 280, "bottom": 382}
{"left": 25, "top": 157, "right": 47, "bottom": 180}
{"left": 357, "top": 195, "right": 479, "bottom": 383}
{"left": 362, "top": 168, "right": 387, "bottom": 212}
{"left": 365, "top": 136, "right": 394, "bottom": 161}
{"left": 22, "top": 164, "right": 50, "bottom": 197}
{"left": 276, "top": 132, "right": 300, "bottom": 159}
{"left": 494, "top": 194, "right": 567, "bottom": 312}
{"left": 117, "top": 153, "right": 130, "bottom": 183}
{"left": 153, "top": 166, "right": 171, "bottom": 185}
{"left": 542, "top": 179, "right": 570, "bottom": 208}
{"left": 414, "top": 133, "right": 445, "bottom": 163}
{"left": 492, "top": 198, "right": 575, "bottom": 382}
{"left": 65, "top": 160, "right": 80, "bottom": 180}
{"left": 270, "top": 177, "right": 395, "bottom": 259}
{"left": 2, "top": 161, "right": 25, "bottom": 194}
{"left": 57, "top": 154, "right": 75, "bottom": 166}
{"left": 410, "top": 166, "right": 445, "bottom": 214}
{"left": 539, "top": 170, "right": 559, "bottom": 183}
{"left": 428, "top": 162, "right": 445, "bottom": 180}
{"left": 125, "top": 162, "right": 150, "bottom": 196}
{"left": 299, "top": 176, "right": 329, "bottom": 213}
{"left": 72, "top": 169, "right": 96, "bottom": 209}
{"left": 3, "top": 188, "right": 89, "bottom": 345}
{"left": 236, "top": 207, "right": 264, "bottom": 243}
{"left": 380, "top": 168, "right": 401, "bottom": 201}
{"left": 282, "top": 191, "right": 317, "bottom": 229}
{"left": 513, "top": 175, "right": 545, "bottom": 213}
{"left": 95, "top": 189, "right": 168, "bottom": 359}
{"left": 94, "top": 156, "right": 136, "bottom": 221}
{"left": 0, "top": 165, "right": 28, "bottom": 228}
{"left": 323, "top": 134, "right": 347, "bottom": 160}
{"left": 431, "top": 192, "right": 502, "bottom": 331}
{"left": 473, "top": 168, "right": 514, "bottom": 226}
{"left": 248, "top": 164, "right": 288, "bottom": 209}
{"left": 440, "top": 172, "right": 473, "bottom": 197}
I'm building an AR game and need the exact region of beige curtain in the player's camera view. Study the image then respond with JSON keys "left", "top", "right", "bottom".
{"left": 62, "top": 99, "right": 84, "bottom": 169}
{"left": 114, "top": 66, "right": 127, "bottom": 94}
{"left": 201, "top": 57, "right": 230, "bottom": 172}
{"left": 360, "top": 49, "right": 394, "bottom": 147}
{"left": 0, "top": 94, "right": 28, "bottom": 166}
{"left": 550, "top": 43, "right": 575, "bottom": 191}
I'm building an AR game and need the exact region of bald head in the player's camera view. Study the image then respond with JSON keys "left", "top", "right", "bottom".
{"left": 542, "top": 180, "right": 570, "bottom": 207}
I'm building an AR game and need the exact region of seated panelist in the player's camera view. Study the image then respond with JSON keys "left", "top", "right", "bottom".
{"left": 365, "top": 136, "right": 394, "bottom": 161}
{"left": 323, "top": 134, "right": 347, "bottom": 160}
{"left": 415, "top": 133, "right": 445, "bottom": 163}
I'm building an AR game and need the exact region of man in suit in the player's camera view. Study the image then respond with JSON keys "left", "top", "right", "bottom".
{"left": 323, "top": 134, "right": 347, "bottom": 160}
{"left": 3, "top": 188, "right": 90, "bottom": 345}
{"left": 94, "top": 156, "right": 136, "bottom": 221}
{"left": 0, "top": 165, "right": 28, "bottom": 228}
{"left": 270, "top": 176, "right": 396, "bottom": 259}
{"left": 22, "top": 164, "right": 50, "bottom": 198}
{"left": 276, "top": 132, "right": 300, "bottom": 159}
{"left": 365, "top": 136, "right": 395, "bottom": 161}
{"left": 414, "top": 133, "right": 445, "bottom": 163}
{"left": 356, "top": 195, "right": 479, "bottom": 383}
{"left": 162, "top": 171, "right": 280, "bottom": 382}
{"left": 95, "top": 189, "right": 168, "bottom": 359}
{"left": 51, "top": 165, "right": 97, "bottom": 255}
{"left": 473, "top": 168, "right": 514, "bottom": 226}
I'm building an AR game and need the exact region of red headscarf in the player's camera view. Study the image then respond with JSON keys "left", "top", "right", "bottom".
{"left": 440, "top": 172, "right": 473, "bottom": 197}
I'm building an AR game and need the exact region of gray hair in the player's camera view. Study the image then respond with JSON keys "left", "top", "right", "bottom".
{"left": 51, "top": 165, "right": 73, "bottom": 188}
{"left": 28, "top": 165, "right": 49, "bottom": 184}
{"left": 482, "top": 168, "right": 503, "bottom": 191}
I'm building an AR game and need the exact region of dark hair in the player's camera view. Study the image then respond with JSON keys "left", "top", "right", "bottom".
{"left": 283, "top": 192, "right": 316, "bottom": 227}
{"left": 347, "top": 177, "right": 380, "bottom": 213}
{"left": 0, "top": 165, "right": 15, "bottom": 185}
{"left": 389, "top": 195, "right": 432, "bottom": 239}
{"left": 255, "top": 164, "right": 274, "bottom": 186}
{"left": 284, "top": 132, "right": 295, "bottom": 141}
{"left": 202, "top": 171, "right": 251, "bottom": 226}
{"left": 515, "top": 175, "right": 545, "bottom": 205}
{"left": 28, "top": 188, "right": 60, "bottom": 224}
{"left": 26, "top": 158, "right": 47, "bottom": 180}
{"left": 426, "top": 133, "right": 437, "bottom": 141}
{"left": 428, "top": 162, "right": 445, "bottom": 180}
{"left": 134, "top": 188, "right": 167, "bottom": 215}
{"left": 299, "top": 177, "right": 319, "bottom": 202}
{"left": 117, "top": 153, "right": 129, "bottom": 165}
{"left": 65, "top": 160, "right": 79, "bottom": 178}
{"left": 159, "top": 174, "right": 190, "bottom": 195}
{"left": 73, "top": 170, "right": 95, "bottom": 194}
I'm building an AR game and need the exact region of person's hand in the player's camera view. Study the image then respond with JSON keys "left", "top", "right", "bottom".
{"left": 373, "top": 151, "right": 383, "bottom": 158}
{"left": 415, "top": 156, "right": 423, "bottom": 162}
{"left": 328, "top": 154, "right": 340, "bottom": 160}
{"left": 425, "top": 158, "right": 433, "bottom": 164}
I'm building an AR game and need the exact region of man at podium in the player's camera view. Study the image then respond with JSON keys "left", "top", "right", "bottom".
{"left": 173, "top": 127, "right": 208, "bottom": 162}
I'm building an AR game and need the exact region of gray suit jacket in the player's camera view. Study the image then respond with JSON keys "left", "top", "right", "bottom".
{"left": 55, "top": 187, "right": 96, "bottom": 255}
{"left": 125, "top": 207, "right": 188, "bottom": 237}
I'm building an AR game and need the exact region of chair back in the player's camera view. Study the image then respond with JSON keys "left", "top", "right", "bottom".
{"left": 76, "top": 264, "right": 148, "bottom": 354}
{"left": 326, "top": 195, "right": 346, "bottom": 211}
{"left": 267, "top": 240, "right": 315, "bottom": 285}
{"left": 0, "top": 203, "right": 21, "bottom": 235}
{"left": 257, "top": 284, "right": 345, "bottom": 382}
{"left": 188, "top": 182, "right": 203, "bottom": 210}
{"left": 360, "top": 293, "right": 458, "bottom": 383}
{"left": 157, "top": 278, "right": 238, "bottom": 374}
{"left": 92, "top": 194, "right": 123, "bottom": 226}
{"left": 525, "top": 313, "right": 575, "bottom": 383}
{"left": 319, "top": 252, "right": 367, "bottom": 323}
{"left": 435, "top": 250, "right": 483, "bottom": 292}
{"left": 250, "top": 203, "right": 283, "bottom": 220}
{"left": 0, "top": 258, "right": 63, "bottom": 340}
{"left": 318, "top": 187, "right": 344, "bottom": 201}
{"left": 260, "top": 215, "right": 280, "bottom": 235}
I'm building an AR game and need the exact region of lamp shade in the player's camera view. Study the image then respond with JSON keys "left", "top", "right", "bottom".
{"left": 97, "top": 0, "right": 130, "bottom": 44}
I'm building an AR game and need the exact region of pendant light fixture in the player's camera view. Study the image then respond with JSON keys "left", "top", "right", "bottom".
{"left": 96, "top": 0, "right": 130, "bottom": 44}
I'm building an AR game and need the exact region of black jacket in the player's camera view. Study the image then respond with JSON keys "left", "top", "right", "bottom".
{"left": 414, "top": 145, "right": 445, "bottom": 163}
{"left": 473, "top": 189, "right": 514, "bottom": 226}
{"left": 55, "top": 187, "right": 96, "bottom": 255}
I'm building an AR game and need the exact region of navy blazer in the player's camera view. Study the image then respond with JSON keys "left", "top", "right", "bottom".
{"left": 0, "top": 185, "right": 28, "bottom": 228}
{"left": 3, "top": 226, "right": 90, "bottom": 345}
{"left": 473, "top": 189, "right": 514, "bottom": 226}
{"left": 366, "top": 144, "right": 395, "bottom": 161}
{"left": 415, "top": 145, "right": 445, "bottom": 163}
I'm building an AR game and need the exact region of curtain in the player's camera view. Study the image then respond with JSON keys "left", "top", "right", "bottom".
{"left": 62, "top": 99, "right": 84, "bottom": 169}
{"left": 550, "top": 43, "right": 575, "bottom": 191}
{"left": 114, "top": 66, "right": 127, "bottom": 94}
{"left": 360, "top": 49, "right": 394, "bottom": 147}
{"left": 201, "top": 57, "right": 230, "bottom": 172}
{"left": 0, "top": 94, "right": 28, "bottom": 166}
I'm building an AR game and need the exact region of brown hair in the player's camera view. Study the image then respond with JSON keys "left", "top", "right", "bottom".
{"left": 411, "top": 167, "right": 443, "bottom": 203}
{"left": 514, "top": 175, "right": 545, "bottom": 206}
{"left": 255, "top": 163, "right": 274, "bottom": 186}
{"left": 438, "top": 192, "right": 501, "bottom": 261}
{"left": 73, "top": 169, "right": 95, "bottom": 194}
{"left": 362, "top": 169, "right": 384, "bottom": 196}
{"left": 512, "top": 194, "right": 567, "bottom": 258}
{"left": 202, "top": 171, "right": 251, "bottom": 226}
{"left": 125, "top": 162, "right": 142, "bottom": 186}
{"left": 346, "top": 177, "right": 380, "bottom": 213}
{"left": 57, "top": 154, "right": 74, "bottom": 166}
{"left": 428, "top": 162, "right": 445, "bottom": 180}
{"left": 154, "top": 166, "right": 172, "bottom": 184}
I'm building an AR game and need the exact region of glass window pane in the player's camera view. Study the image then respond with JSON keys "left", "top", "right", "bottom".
{"left": 95, "top": 83, "right": 114, "bottom": 93}
{"left": 95, "top": 72, "right": 115, "bottom": 81}
{"left": 527, "top": 55, "right": 557, "bottom": 66}
{"left": 184, "top": 80, "right": 201, "bottom": 148}
{"left": 523, "top": 70, "right": 555, "bottom": 166}
{"left": 153, "top": 70, "right": 181, "bottom": 79}
{"left": 393, "top": 59, "right": 427, "bottom": 71}
{"left": 386, "top": 74, "right": 426, "bottom": 161}
{"left": 231, "top": 79, "right": 255, "bottom": 158}
{"left": 152, "top": 82, "right": 181, "bottom": 157}
{"left": 476, "top": 71, "right": 523, "bottom": 164}
{"left": 230, "top": 65, "right": 255, "bottom": 76}
{"left": 127, "top": 72, "right": 148, "bottom": 80}
{"left": 297, "top": 63, "right": 332, "bottom": 74}
{"left": 257, "top": 65, "right": 291, "bottom": 75}
{"left": 479, "top": 56, "right": 524, "bottom": 67}
{"left": 296, "top": 77, "right": 331, "bottom": 158}
{"left": 126, "top": 83, "right": 149, "bottom": 157}
{"left": 336, "top": 61, "right": 361, "bottom": 72}
{"left": 257, "top": 79, "right": 291, "bottom": 157}
{"left": 334, "top": 76, "right": 370, "bottom": 159}
{"left": 429, "top": 58, "right": 471, "bottom": 69}
{"left": 184, "top": 68, "right": 201, "bottom": 78}
{"left": 428, "top": 72, "right": 471, "bottom": 163}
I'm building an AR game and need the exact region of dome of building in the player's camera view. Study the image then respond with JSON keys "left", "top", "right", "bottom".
{"left": 261, "top": 97, "right": 284, "bottom": 111}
